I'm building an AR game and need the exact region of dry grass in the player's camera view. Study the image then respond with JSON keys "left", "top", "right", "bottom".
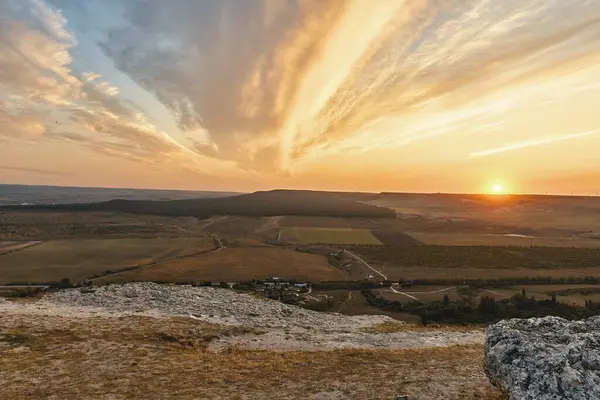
{"left": 0, "top": 313, "right": 501, "bottom": 400}
{"left": 0, "top": 238, "right": 215, "bottom": 284}
{"left": 102, "top": 247, "right": 345, "bottom": 282}
{"left": 363, "top": 321, "right": 477, "bottom": 334}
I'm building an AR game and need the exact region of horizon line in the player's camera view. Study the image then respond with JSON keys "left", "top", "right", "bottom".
{"left": 1, "top": 182, "right": 599, "bottom": 198}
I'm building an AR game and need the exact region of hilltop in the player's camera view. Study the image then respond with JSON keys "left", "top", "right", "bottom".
{"left": 0, "top": 283, "right": 499, "bottom": 399}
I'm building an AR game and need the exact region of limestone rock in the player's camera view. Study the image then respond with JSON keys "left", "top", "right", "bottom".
{"left": 485, "top": 316, "right": 600, "bottom": 400}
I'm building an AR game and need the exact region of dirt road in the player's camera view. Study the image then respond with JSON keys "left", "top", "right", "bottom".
{"left": 342, "top": 249, "right": 388, "bottom": 280}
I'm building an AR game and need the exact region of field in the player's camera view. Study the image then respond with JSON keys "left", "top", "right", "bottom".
{"left": 364, "top": 193, "right": 600, "bottom": 247}
{"left": 2, "top": 190, "right": 600, "bottom": 287}
{"left": 0, "top": 241, "right": 41, "bottom": 255}
{"left": 407, "top": 232, "right": 600, "bottom": 248}
{"left": 286, "top": 227, "right": 382, "bottom": 245}
{"left": 100, "top": 247, "right": 344, "bottom": 283}
{"left": 0, "top": 238, "right": 215, "bottom": 284}
{"left": 349, "top": 245, "right": 600, "bottom": 281}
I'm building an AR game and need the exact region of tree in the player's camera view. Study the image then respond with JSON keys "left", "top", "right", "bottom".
{"left": 443, "top": 294, "right": 450, "bottom": 306}
{"left": 551, "top": 292, "right": 557, "bottom": 307}
{"left": 479, "top": 296, "right": 497, "bottom": 314}
{"left": 521, "top": 288, "right": 527, "bottom": 298}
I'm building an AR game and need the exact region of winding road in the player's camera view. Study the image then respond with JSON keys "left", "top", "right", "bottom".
{"left": 342, "top": 249, "right": 388, "bottom": 280}
{"left": 390, "top": 286, "right": 419, "bottom": 300}
{"left": 389, "top": 285, "right": 469, "bottom": 300}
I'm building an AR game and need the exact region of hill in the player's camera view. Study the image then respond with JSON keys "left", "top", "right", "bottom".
{"left": 3, "top": 190, "right": 396, "bottom": 219}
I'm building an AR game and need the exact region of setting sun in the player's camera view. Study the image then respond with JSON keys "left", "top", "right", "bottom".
{"left": 492, "top": 183, "right": 504, "bottom": 194}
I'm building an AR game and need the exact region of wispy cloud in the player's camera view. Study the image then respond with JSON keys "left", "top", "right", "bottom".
{"left": 3, "top": 0, "right": 600, "bottom": 190}
{"left": 471, "top": 130, "right": 600, "bottom": 157}
{"left": 90, "top": 0, "right": 600, "bottom": 172}
{"left": 0, "top": 0, "right": 243, "bottom": 179}
{"left": 0, "top": 164, "right": 72, "bottom": 177}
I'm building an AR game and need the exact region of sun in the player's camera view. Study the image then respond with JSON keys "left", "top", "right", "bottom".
{"left": 491, "top": 183, "right": 504, "bottom": 194}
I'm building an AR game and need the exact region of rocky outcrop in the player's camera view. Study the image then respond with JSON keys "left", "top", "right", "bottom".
{"left": 15, "top": 283, "right": 484, "bottom": 352}
{"left": 485, "top": 316, "right": 600, "bottom": 400}
{"left": 43, "top": 283, "right": 393, "bottom": 330}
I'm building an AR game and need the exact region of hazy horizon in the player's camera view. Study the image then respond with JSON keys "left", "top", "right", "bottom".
{"left": 2, "top": 1, "right": 600, "bottom": 195}
{"left": 1, "top": 182, "right": 598, "bottom": 198}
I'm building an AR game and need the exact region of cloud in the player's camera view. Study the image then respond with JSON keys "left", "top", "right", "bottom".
{"left": 0, "top": 164, "right": 71, "bottom": 177}
{"left": 0, "top": 0, "right": 243, "bottom": 179}
{"left": 86, "top": 0, "right": 600, "bottom": 173}
{"left": 4, "top": 0, "right": 600, "bottom": 189}
{"left": 471, "top": 130, "right": 600, "bottom": 157}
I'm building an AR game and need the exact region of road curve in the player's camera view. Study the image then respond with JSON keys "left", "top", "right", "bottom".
{"left": 390, "top": 286, "right": 419, "bottom": 300}
{"left": 342, "top": 249, "right": 388, "bottom": 280}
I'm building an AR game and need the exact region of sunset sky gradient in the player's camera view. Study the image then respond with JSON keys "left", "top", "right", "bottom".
{"left": 2, "top": 0, "right": 600, "bottom": 194}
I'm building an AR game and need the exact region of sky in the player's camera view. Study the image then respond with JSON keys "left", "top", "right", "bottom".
{"left": 1, "top": 0, "right": 600, "bottom": 195}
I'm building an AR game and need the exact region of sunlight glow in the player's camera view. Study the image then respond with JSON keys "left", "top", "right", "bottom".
{"left": 492, "top": 183, "right": 504, "bottom": 194}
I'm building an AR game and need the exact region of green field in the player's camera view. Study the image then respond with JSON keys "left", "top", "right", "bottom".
{"left": 290, "top": 227, "right": 382, "bottom": 245}
{"left": 0, "top": 238, "right": 214, "bottom": 284}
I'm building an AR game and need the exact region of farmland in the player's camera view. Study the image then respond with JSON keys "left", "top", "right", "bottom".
{"left": 2, "top": 190, "right": 600, "bottom": 289}
{"left": 0, "top": 238, "right": 215, "bottom": 284}
{"left": 407, "top": 232, "right": 600, "bottom": 248}
{"left": 99, "top": 247, "right": 343, "bottom": 283}
{"left": 363, "top": 192, "right": 600, "bottom": 247}
{"left": 286, "top": 227, "right": 382, "bottom": 245}
{"left": 352, "top": 245, "right": 600, "bottom": 270}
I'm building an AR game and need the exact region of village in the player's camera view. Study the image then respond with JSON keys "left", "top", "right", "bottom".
{"left": 230, "top": 277, "right": 314, "bottom": 305}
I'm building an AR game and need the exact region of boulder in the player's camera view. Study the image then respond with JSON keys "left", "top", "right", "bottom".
{"left": 485, "top": 316, "right": 600, "bottom": 400}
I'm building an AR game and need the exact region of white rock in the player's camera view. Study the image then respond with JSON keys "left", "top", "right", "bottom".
{"left": 43, "top": 283, "right": 392, "bottom": 330}
{"left": 485, "top": 316, "right": 600, "bottom": 400}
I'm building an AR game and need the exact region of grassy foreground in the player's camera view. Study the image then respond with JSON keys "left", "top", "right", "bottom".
{"left": 0, "top": 312, "right": 503, "bottom": 399}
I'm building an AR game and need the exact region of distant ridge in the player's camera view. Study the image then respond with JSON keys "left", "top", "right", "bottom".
{"left": 0, "top": 184, "right": 240, "bottom": 206}
{"left": 3, "top": 189, "right": 396, "bottom": 218}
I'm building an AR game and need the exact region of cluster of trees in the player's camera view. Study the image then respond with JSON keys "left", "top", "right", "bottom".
{"left": 2, "top": 278, "right": 75, "bottom": 298}
{"left": 302, "top": 276, "right": 600, "bottom": 291}
{"left": 311, "top": 281, "right": 384, "bottom": 290}
{"left": 396, "top": 275, "right": 600, "bottom": 287}
{"left": 362, "top": 287, "right": 600, "bottom": 325}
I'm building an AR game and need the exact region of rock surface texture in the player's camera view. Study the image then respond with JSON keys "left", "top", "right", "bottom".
{"left": 1, "top": 283, "right": 485, "bottom": 351}
{"left": 44, "top": 283, "right": 389, "bottom": 330}
{"left": 485, "top": 316, "right": 600, "bottom": 400}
